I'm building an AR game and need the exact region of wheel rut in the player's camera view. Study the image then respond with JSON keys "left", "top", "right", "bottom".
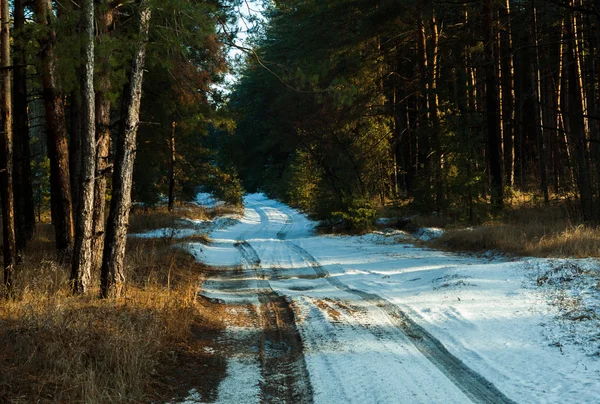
{"left": 284, "top": 240, "right": 516, "bottom": 404}
{"left": 234, "top": 240, "right": 313, "bottom": 403}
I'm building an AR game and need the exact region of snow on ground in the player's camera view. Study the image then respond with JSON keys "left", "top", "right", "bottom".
{"left": 195, "top": 192, "right": 224, "bottom": 208}
{"left": 413, "top": 226, "right": 445, "bottom": 241}
{"left": 187, "top": 193, "right": 600, "bottom": 403}
{"left": 179, "top": 323, "right": 262, "bottom": 404}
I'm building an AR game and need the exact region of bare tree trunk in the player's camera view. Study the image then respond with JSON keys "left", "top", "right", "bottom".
{"left": 168, "top": 121, "right": 177, "bottom": 211}
{"left": 416, "top": 0, "right": 430, "bottom": 173}
{"left": 499, "top": 0, "right": 514, "bottom": 187}
{"left": 92, "top": 93, "right": 110, "bottom": 271}
{"left": 91, "top": 2, "right": 116, "bottom": 272}
{"left": 71, "top": 0, "right": 96, "bottom": 294}
{"left": 1, "top": 0, "right": 16, "bottom": 290}
{"left": 556, "top": 18, "right": 574, "bottom": 189}
{"left": 70, "top": 91, "right": 82, "bottom": 228}
{"left": 565, "top": 7, "right": 594, "bottom": 222}
{"left": 429, "top": 7, "right": 444, "bottom": 212}
{"left": 101, "top": 2, "right": 151, "bottom": 298}
{"left": 483, "top": 0, "right": 503, "bottom": 210}
{"left": 531, "top": 2, "right": 549, "bottom": 202}
{"left": 13, "top": 0, "right": 35, "bottom": 252}
{"left": 34, "top": 0, "right": 74, "bottom": 258}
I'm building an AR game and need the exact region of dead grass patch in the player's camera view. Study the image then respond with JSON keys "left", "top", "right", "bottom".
{"left": 0, "top": 204, "right": 234, "bottom": 403}
{"left": 431, "top": 198, "right": 600, "bottom": 258}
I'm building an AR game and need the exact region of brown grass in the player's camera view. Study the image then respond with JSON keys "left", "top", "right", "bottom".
{"left": 0, "top": 204, "right": 231, "bottom": 403}
{"left": 429, "top": 195, "right": 600, "bottom": 258}
{"left": 128, "top": 202, "right": 242, "bottom": 234}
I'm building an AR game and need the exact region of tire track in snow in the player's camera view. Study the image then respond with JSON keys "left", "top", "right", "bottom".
{"left": 234, "top": 240, "right": 314, "bottom": 403}
{"left": 277, "top": 216, "right": 293, "bottom": 240}
{"left": 284, "top": 240, "right": 516, "bottom": 404}
{"left": 237, "top": 206, "right": 270, "bottom": 241}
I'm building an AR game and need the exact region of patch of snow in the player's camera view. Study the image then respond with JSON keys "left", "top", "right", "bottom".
{"left": 359, "top": 230, "right": 412, "bottom": 245}
{"left": 195, "top": 192, "right": 224, "bottom": 208}
{"left": 413, "top": 227, "right": 445, "bottom": 241}
{"left": 374, "top": 217, "right": 395, "bottom": 226}
{"left": 129, "top": 227, "right": 201, "bottom": 239}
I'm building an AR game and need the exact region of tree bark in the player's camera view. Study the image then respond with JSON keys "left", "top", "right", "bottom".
{"left": 92, "top": 93, "right": 110, "bottom": 271}
{"left": 416, "top": 0, "right": 430, "bottom": 173}
{"left": 91, "top": 1, "right": 116, "bottom": 272}
{"left": 101, "top": 2, "right": 151, "bottom": 298}
{"left": 13, "top": 0, "right": 35, "bottom": 252}
{"left": 0, "top": 0, "right": 16, "bottom": 290}
{"left": 565, "top": 7, "right": 594, "bottom": 222}
{"left": 483, "top": 0, "right": 503, "bottom": 210}
{"left": 34, "top": 0, "right": 74, "bottom": 258}
{"left": 70, "top": 91, "right": 82, "bottom": 228}
{"left": 499, "top": 0, "right": 515, "bottom": 187}
{"left": 71, "top": 0, "right": 96, "bottom": 294}
{"left": 429, "top": 7, "right": 444, "bottom": 212}
{"left": 531, "top": 2, "right": 549, "bottom": 202}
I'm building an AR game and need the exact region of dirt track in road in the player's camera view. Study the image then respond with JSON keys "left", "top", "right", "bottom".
{"left": 234, "top": 241, "right": 314, "bottom": 403}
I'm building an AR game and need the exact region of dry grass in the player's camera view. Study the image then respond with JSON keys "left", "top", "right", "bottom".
{"left": 128, "top": 202, "right": 242, "bottom": 234}
{"left": 0, "top": 204, "right": 227, "bottom": 403}
{"left": 430, "top": 195, "right": 600, "bottom": 258}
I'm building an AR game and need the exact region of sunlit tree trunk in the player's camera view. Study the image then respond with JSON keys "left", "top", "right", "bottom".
{"left": 91, "top": 1, "right": 115, "bottom": 272}
{"left": 71, "top": 0, "right": 96, "bottom": 294}
{"left": 0, "top": 0, "right": 16, "bottom": 290}
{"left": 101, "top": 2, "right": 151, "bottom": 298}
{"left": 429, "top": 7, "right": 444, "bottom": 212}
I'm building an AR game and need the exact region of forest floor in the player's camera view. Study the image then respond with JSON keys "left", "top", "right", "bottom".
{"left": 135, "top": 193, "right": 600, "bottom": 404}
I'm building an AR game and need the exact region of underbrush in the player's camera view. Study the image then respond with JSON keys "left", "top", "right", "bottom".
{"left": 378, "top": 192, "right": 600, "bottom": 258}
{"left": 427, "top": 196, "right": 600, "bottom": 257}
{"left": 0, "top": 205, "right": 219, "bottom": 403}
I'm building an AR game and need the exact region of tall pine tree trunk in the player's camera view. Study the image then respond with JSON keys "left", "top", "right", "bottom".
{"left": 429, "top": 7, "right": 444, "bottom": 212}
{"left": 101, "top": 2, "right": 151, "bottom": 298}
{"left": 499, "top": 0, "right": 515, "bottom": 187}
{"left": 71, "top": 0, "right": 96, "bottom": 294}
{"left": 483, "top": 0, "right": 503, "bottom": 210}
{"left": 92, "top": 92, "right": 110, "bottom": 271}
{"left": 565, "top": 8, "right": 594, "bottom": 222}
{"left": 1, "top": 0, "right": 16, "bottom": 290}
{"left": 70, "top": 91, "right": 82, "bottom": 228}
{"left": 531, "top": 2, "right": 548, "bottom": 202}
{"left": 416, "top": 1, "right": 430, "bottom": 174}
{"left": 91, "top": 2, "right": 116, "bottom": 272}
{"left": 13, "top": 0, "right": 35, "bottom": 251}
{"left": 34, "top": 0, "right": 74, "bottom": 258}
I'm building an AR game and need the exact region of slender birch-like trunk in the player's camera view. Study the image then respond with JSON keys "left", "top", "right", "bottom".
{"left": 71, "top": 0, "right": 96, "bottom": 294}
{"left": 101, "top": 2, "right": 151, "bottom": 298}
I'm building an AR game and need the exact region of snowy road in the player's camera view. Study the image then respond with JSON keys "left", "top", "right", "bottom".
{"left": 187, "top": 194, "right": 600, "bottom": 404}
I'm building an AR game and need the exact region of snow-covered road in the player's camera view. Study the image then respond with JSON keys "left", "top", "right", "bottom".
{"left": 186, "top": 194, "right": 600, "bottom": 404}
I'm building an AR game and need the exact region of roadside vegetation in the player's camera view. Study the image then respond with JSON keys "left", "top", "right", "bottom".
{"left": 0, "top": 203, "right": 233, "bottom": 403}
{"left": 380, "top": 191, "right": 600, "bottom": 258}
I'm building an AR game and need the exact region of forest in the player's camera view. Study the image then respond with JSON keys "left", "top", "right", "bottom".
{"left": 230, "top": 0, "right": 600, "bottom": 228}
{"left": 1, "top": 0, "right": 600, "bottom": 401}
